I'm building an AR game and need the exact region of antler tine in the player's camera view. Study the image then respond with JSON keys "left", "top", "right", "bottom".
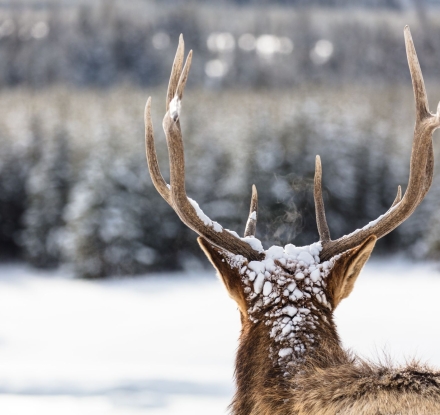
{"left": 390, "top": 185, "right": 402, "bottom": 209}
{"left": 161, "top": 38, "right": 263, "bottom": 260}
{"left": 404, "top": 26, "right": 430, "bottom": 122}
{"left": 314, "top": 155, "right": 331, "bottom": 242}
{"left": 244, "top": 185, "right": 258, "bottom": 237}
{"left": 145, "top": 97, "right": 172, "bottom": 206}
{"left": 175, "top": 50, "right": 192, "bottom": 101}
{"left": 169, "top": 50, "right": 193, "bottom": 122}
{"left": 399, "top": 26, "right": 436, "bottom": 209}
{"left": 397, "top": 25, "right": 438, "bottom": 207}
{"left": 166, "top": 34, "right": 184, "bottom": 112}
{"left": 319, "top": 26, "right": 440, "bottom": 261}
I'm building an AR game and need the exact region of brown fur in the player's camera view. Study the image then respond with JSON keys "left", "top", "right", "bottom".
{"left": 198, "top": 237, "right": 248, "bottom": 317}
{"left": 292, "top": 354, "right": 440, "bottom": 414}
{"left": 146, "top": 28, "right": 440, "bottom": 415}
{"left": 326, "top": 235, "right": 376, "bottom": 309}
{"left": 197, "top": 236, "right": 440, "bottom": 415}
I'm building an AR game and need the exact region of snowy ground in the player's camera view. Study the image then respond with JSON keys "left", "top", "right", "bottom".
{"left": 0, "top": 259, "right": 440, "bottom": 414}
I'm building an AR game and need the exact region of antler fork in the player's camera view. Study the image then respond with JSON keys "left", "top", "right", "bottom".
{"left": 315, "top": 26, "right": 440, "bottom": 261}
{"left": 145, "top": 35, "right": 263, "bottom": 261}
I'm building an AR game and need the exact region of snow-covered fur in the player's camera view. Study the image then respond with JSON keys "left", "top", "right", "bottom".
{"left": 198, "top": 236, "right": 440, "bottom": 415}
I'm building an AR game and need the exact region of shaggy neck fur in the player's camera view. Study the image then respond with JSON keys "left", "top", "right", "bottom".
{"left": 199, "top": 236, "right": 440, "bottom": 415}
{"left": 232, "top": 305, "right": 345, "bottom": 415}
{"left": 227, "top": 242, "right": 340, "bottom": 371}
{"left": 225, "top": 242, "right": 344, "bottom": 413}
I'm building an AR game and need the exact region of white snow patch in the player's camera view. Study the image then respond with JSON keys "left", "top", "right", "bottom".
{"left": 241, "top": 236, "right": 264, "bottom": 253}
{"left": 298, "top": 251, "right": 314, "bottom": 265}
{"left": 2, "top": 261, "right": 440, "bottom": 413}
{"left": 282, "top": 306, "right": 298, "bottom": 317}
{"left": 287, "top": 282, "right": 296, "bottom": 292}
{"left": 253, "top": 273, "right": 265, "bottom": 294}
{"left": 226, "top": 229, "right": 240, "bottom": 238}
{"left": 225, "top": 253, "right": 246, "bottom": 270}
{"left": 250, "top": 211, "right": 257, "bottom": 220}
{"left": 263, "top": 281, "right": 273, "bottom": 296}
{"left": 279, "top": 348, "right": 293, "bottom": 357}
{"left": 292, "top": 288, "right": 303, "bottom": 299}
{"left": 284, "top": 244, "right": 300, "bottom": 257}
{"left": 0, "top": 265, "right": 238, "bottom": 415}
{"left": 169, "top": 95, "right": 181, "bottom": 121}
{"left": 188, "top": 198, "right": 223, "bottom": 233}
{"left": 310, "top": 269, "right": 321, "bottom": 283}
{"left": 229, "top": 241, "right": 336, "bottom": 370}
{"left": 265, "top": 245, "right": 284, "bottom": 259}
{"left": 340, "top": 206, "right": 397, "bottom": 240}
{"left": 247, "top": 261, "right": 266, "bottom": 274}
{"left": 212, "top": 222, "right": 223, "bottom": 232}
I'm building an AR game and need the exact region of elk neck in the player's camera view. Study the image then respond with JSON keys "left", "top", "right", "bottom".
{"left": 227, "top": 242, "right": 346, "bottom": 412}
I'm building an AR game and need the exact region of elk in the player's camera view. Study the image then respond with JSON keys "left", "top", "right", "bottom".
{"left": 145, "top": 27, "right": 440, "bottom": 415}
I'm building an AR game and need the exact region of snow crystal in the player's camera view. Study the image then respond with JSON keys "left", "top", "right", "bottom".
{"left": 263, "top": 281, "right": 273, "bottom": 296}
{"left": 265, "top": 245, "right": 284, "bottom": 259}
{"left": 248, "top": 261, "right": 266, "bottom": 274}
{"left": 340, "top": 206, "right": 397, "bottom": 240}
{"left": 212, "top": 222, "right": 223, "bottom": 232}
{"left": 169, "top": 96, "right": 181, "bottom": 121}
{"left": 309, "top": 244, "right": 322, "bottom": 256}
{"left": 287, "top": 282, "right": 296, "bottom": 292}
{"left": 253, "top": 273, "right": 265, "bottom": 294}
{"left": 225, "top": 239, "right": 337, "bottom": 373}
{"left": 241, "top": 236, "right": 264, "bottom": 253}
{"left": 298, "top": 251, "right": 314, "bottom": 265}
{"left": 226, "top": 229, "right": 240, "bottom": 238}
{"left": 282, "top": 323, "right": 292, "bottom": 335}
{"left": 279, "top": 348, "right": 293, "bottom": 357}
{"left": 188, "top": 198, "right": 223, "bottom": 233}
{"left": 310, "top": 269, "right": 321, "bottom": 283}
{"left": 282, "top": 305, "right": 297, "bottom": 317}
{"left": 225, "top": 253, "right": 247, "bottom": 270}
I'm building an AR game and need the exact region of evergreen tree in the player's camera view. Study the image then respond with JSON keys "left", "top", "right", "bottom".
{"left": 21, "top": 129, "right": 71, "bottom": 268}
{"left": 62, "top": 134, "right": 188, "bottom": 278}
{"left": 0, "top": 147, "right": 27, "bottom": 259}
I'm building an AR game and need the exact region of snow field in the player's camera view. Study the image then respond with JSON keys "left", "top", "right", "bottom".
{"left": 0, "top": 259, "right": 439, "bottom": 413}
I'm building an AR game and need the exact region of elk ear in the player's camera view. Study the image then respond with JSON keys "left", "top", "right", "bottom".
{"left": 197, "top": 237, "right": 248, "bottom": 316}
{"left": 327, "top": 235, "right": 377, "bottom": 309}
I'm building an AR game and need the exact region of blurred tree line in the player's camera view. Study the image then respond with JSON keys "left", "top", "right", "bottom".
{"left": 0, "top": 86, "right": 440, "bottom": 278}
{"left": 0, "top": 2, "right": 438, "bottom": 88}
{"left": 0, "top": 2, "right": 440, "bottom": 278}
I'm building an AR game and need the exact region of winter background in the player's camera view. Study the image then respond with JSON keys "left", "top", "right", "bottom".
{"left": 1, "top": 0, "right": 440, "bottom": 413}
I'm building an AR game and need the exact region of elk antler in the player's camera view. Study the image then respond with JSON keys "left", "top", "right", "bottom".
{"left": 244, "top": 185, "right": 258, "bottom": 238}
{"left": 317, "top": 26, "right": 440, "bottom": 261}
{"left": 145, "top": 35, "right": 263, "bottom": 261}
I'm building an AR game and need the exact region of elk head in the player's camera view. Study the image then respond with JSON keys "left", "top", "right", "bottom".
{"left": 144, "top": 26, "right": 440, "bottom": 404}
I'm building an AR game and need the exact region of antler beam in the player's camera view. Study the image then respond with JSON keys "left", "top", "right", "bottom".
{"left": 318, "top": 26, "right": 440, "bottom": 261}
{"left": 145, "top": 35, "right": 263, "bottom": 261}
{"left": 244, "top": 185, "right": 258, "bottom": 237}
{"left": 314, "top": 155, "right": 331, "bottom": 242}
